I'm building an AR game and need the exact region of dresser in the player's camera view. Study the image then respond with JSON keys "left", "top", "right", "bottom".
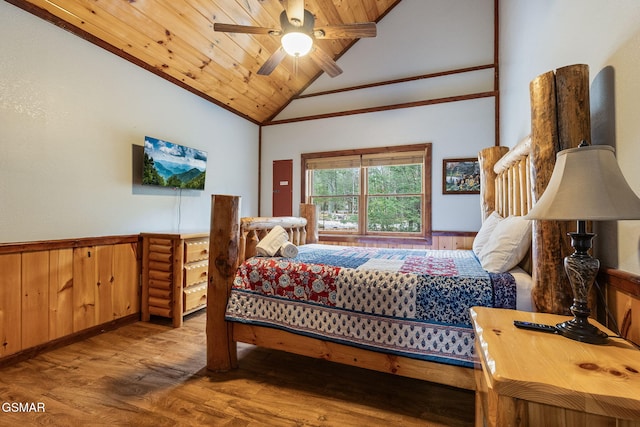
{"left": 141, "top": 232, "right": 209, "bottom": 327}
{"left": 471, "top": 306, "right": 640, "bottom": 426}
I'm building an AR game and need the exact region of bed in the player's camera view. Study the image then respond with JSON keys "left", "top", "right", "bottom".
{"left": 206, "top": 144, "right": 533, "bottom": 391}
{"left": 206, "top": 65, "right": 590, "bottom": 391}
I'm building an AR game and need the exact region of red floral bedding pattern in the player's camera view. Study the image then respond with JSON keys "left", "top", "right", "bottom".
{"left": 234, "top": 258, "right": 340, "bottom": 306}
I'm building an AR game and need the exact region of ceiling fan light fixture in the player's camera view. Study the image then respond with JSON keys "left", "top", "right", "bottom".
{"left": 215, "top": 6, "right": 374, "bottom": 77}
{"left": 281, "top": 31, "right": 313, "bottom": 57}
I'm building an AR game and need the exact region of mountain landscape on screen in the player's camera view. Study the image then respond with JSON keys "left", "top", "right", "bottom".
{"left": 142, "top": 136, "right": 207, "bottom": 190}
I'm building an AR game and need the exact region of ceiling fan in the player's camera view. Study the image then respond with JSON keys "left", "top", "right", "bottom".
{"left": 213, "top": 0, "right": 377, "bottom": 77}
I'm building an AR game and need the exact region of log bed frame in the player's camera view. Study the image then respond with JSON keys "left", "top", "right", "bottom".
{"left": 205, "top": 64, "right": 591, "bottom": 391}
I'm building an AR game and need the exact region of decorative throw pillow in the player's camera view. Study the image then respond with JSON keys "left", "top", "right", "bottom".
{"left": 279, "top": 241, "right": 298, "bottom": 258}
{"left": 255, "top": 225, "right": 289, "bottom": 256}
{"left": 472, "top": 211, "right": 503, "bottom": 256}
{"left": 478, "top": 215, "right": 532, "bottom": 273}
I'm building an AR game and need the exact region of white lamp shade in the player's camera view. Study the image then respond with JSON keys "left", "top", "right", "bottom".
{"left": 525, "top": 145, "right": 640, "bottom": 220}
{"left": 281, "top": 32, "right": 313, "bottom": 57}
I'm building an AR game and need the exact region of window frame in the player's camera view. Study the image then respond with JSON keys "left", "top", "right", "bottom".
{"left": 301, "top": 143, "right": 432, "bottom": 245}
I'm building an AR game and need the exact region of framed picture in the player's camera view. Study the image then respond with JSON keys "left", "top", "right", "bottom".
{"left": 443, "top": 158, "right": 480, "bottom": 194}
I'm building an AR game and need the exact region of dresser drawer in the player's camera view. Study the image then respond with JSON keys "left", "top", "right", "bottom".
{"left": 185, "top": 239, "right": 209, "bottom": 263}
{"left": 183, "top": 283, "right": 207, "bottom": 313}
{"left": 184, "top": 262, "right": 208, "bottom": 287}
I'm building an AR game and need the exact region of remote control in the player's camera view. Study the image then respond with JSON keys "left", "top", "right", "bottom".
{"left": 513, "top": 320, "right": 558, "bottom": 334}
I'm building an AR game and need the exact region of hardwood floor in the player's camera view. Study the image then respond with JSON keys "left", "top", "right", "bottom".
{"left": 0, "top": 312, "right": 475, "bottom": 426}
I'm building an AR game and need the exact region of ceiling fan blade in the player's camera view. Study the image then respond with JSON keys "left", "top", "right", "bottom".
{"left": 282, "top": 0, "right": 305, "bottom": 27}
{"left": 314, "top": 23, "right": 377, "bottom": 39}
{"left": 309, "top": 47, "right": 343, "bottom": 78}
{"left": 257, "top": 47, "right": 288, "bottom": 76}
{"left": 214, "top": 23, "right": 280, "bottom": 36}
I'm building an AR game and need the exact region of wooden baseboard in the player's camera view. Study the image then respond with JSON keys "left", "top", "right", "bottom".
{"left": 0, "top": 314, "right": 139, "bottom": 368}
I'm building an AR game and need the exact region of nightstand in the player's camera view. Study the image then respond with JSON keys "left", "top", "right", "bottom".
{"left": 470, "top": 307, "right": 640, "bottom": 427}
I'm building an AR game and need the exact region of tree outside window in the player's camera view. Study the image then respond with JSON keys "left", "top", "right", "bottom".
{"left": 367, "top": 164, "right": 422, "bottom": 233}
{"left": 303, "top": 144, "right": 431, "bottom": 241}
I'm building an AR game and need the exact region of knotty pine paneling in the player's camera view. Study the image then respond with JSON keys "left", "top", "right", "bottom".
{"left": 49, "top": 248, "right": 74, "bottom": 340}
{"left": 73, "top": 247, "right": 97, "bottom": 332}
{"left": 318, "top": 234, "right": 475, "bottom": 250}
{"left": 112, "top": 243, "right": 140, "bottom": 319}
{"left": 601, "top": 267, "right": 640, "bottom": 347}
{"left": 608, "top": 287, "right": 640, "bottom": 346}
{"left": 0, "top": 254, "right": 21, "bottom": 357}
{"left": 0, "top": 236, "right": 140, "bottom": 363}
{"left": 96, "top": 245, "right": 114, "bottom": 325}
{"left": 21, "top": 251, "right": 49, "bottom": 349}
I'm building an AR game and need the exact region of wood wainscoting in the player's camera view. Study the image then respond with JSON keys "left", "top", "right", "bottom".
{"left": 0, "top": 235, "right": 140, "bottom": 365}
{"left": 599, "top": 267, "right": 640, "bottom": 346}
{"left": 319, "top": 231, "right": 476, "bottom": 250}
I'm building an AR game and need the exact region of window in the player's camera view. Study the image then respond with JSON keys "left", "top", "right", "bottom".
{"left": 302, "top": 144, "right": 432, "bottom": 242}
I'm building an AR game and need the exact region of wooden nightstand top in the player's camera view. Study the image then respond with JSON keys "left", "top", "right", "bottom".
{"left": 140, "top": 231, "right": 209, "bottom": 240}
{"left": 470, "top": 307, "right": 640, "bottom": 421}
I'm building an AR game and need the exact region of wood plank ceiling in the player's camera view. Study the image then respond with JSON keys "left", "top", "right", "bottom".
{"left": 8, "top": 0, "right": 401, "bottom": 124}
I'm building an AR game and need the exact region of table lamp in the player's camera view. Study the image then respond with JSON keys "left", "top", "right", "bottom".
{"left": 525, "top": 141, "right": 640, "bottom": 344}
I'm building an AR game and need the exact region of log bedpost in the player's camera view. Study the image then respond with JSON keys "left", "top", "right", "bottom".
{"left": 207, "top": 194, "right": 240, "bottom": 372}
{"left": 556, "top": 64, "right": 591, "bottom": 146}
{"left": 300, "top": 203, "right": 318, "bottom": 244}
{"left": 529, "top": 64, "right": 591, "bottom": 314}
{"left": 478, "top": 146, "right": 509, "bottom": 222}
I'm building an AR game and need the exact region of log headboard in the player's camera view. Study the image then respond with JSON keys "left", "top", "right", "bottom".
{"left": 239, "top": 215, "right": 308, "bottom": 262}
{"left": 479, "top": 64, "right": 593, "bottom": 315}
{"left": 479, "top": 136, "right": 533, "bottom": 220}
{"left": 236, "top": 203, "right": 318, "bottom": 262}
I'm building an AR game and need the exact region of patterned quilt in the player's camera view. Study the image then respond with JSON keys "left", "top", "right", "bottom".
{"left": 226, "top": 244, "right": 516, "bottom": 368}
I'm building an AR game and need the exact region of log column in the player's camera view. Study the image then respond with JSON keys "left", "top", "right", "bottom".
{"left": 207, "top": 194, "right": 240, "bottom": 371}
{"left": 530, "top": 64, "right": 591, "bottom": 314}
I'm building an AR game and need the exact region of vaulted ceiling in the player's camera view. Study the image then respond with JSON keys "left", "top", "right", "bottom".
{"left": 8, "top": 0, "right": 401, "bottom": 124}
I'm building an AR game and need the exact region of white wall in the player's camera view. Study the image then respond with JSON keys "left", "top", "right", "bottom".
{"left": 500, "top": 0, "right": 640, "bottom": 273}
{"left": 305, "top": 0, "right": 495, "bottom": 94}
{"left": 263, "top": 98, "right": 494, "bottom": 232}
{"left": 262, "top": 0, "right": 496, "bottom": 232}
{"left": 0, "top": 2, "right": 259, "bottom": 243}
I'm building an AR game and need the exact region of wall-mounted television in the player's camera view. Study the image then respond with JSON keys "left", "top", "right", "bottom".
{"left": 142, "top": 136, "right": 207, "bottom": 190}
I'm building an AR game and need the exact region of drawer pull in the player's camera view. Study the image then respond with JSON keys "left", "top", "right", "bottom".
{"left": 185, "top": 262, "right": 208, "bottom": 270}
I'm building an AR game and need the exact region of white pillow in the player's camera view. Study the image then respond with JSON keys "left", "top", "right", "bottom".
{"left": 509, "top": 266, "right": 534, "bottom": 312}
{"left": 478, "top": 215, "right": 532, "bottom": 273}
{"left": 472, "top": 211, "right": 503, "bottom": 256}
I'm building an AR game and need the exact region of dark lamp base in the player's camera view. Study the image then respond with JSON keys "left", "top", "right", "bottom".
{"left": 556, "top": 319, "right": 609, "bottom": 345}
